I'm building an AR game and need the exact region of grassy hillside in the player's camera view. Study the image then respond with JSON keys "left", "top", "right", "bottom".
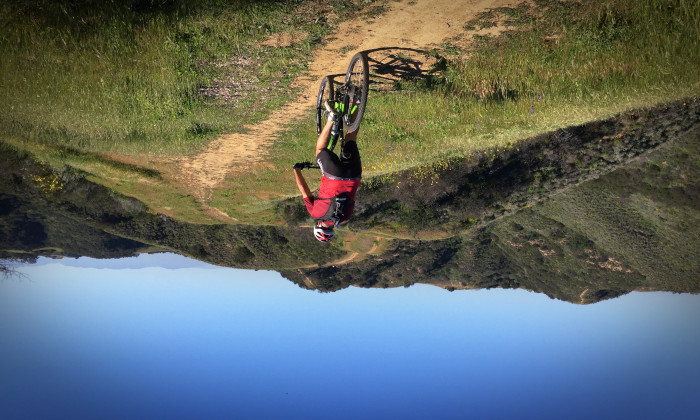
{"left": 213, "top": 0, "right": 700, "bottom": 222}
{"left": 1, "top": 0, "right": 699, "bottom": 226}
{"left": 281, "top": 113, "right": 700, "bottom": 303}
{"left": 3, "top": 106, "right": 698, "bottom": 301}
{"left": 0, "top": 142, "right": 346, "bottom": 269}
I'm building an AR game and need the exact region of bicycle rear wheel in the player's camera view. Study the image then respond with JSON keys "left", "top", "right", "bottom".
{"left": 316, "top": 76, "right": 334, "bottom": 134}
{"left": 343, "top": 52, "right": 369, "bottom": 133}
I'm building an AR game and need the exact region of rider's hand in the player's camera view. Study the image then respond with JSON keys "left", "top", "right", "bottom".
{"left": 325, "top": 100, "right": 339, "bottom": 123}
{"left": 293, "top": 162, "right": 308, "bottom": 170}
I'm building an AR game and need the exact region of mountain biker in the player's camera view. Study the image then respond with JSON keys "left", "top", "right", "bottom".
{"left": 293, "top": 102, "right": 362, "bottom": 242}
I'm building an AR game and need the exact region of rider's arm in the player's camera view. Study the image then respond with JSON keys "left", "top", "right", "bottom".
{"left": 294, "top": 168, "right": 313, "bottom": 199}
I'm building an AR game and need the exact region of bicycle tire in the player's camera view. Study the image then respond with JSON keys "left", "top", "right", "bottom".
{"left": 316, "top": 76, "right": 334, "bottom": 134}
{"left": 343, "top": 52, "right": 369, "bottom": 133}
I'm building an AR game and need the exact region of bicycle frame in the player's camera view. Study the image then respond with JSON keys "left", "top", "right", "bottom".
{"left": 326, "top": 80, "right": 357, "bottom": 152}
{"left": 328, "top": 109, "right": 343, "bottom": 153}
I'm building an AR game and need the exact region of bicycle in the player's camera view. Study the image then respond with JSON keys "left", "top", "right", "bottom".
{"left": 317, "top": 52, "right": 370, "bottom": 151}
{"left": 294, "top": 52, "right": 370, "bottom": 171}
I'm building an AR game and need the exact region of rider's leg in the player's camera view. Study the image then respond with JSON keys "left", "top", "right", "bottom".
{"left": 340, "top": 125, "right": 359, "bottom": 163}
{"left": 345, "top": 127, "right": 359, "bottom": 143}
{"left": 315, "top": 119, "right": 333, "bottom": 158}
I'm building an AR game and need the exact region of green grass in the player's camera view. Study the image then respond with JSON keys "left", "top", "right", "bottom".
{"left": 0, "top": 0, "right": 380, "bottom": 155}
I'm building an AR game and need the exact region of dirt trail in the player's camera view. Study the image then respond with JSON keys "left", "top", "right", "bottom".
{"left": 172, "top": 0, "right": 514, "bottom": 200}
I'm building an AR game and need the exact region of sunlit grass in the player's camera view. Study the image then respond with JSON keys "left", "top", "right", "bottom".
{"left": 0, "top": 0, "right": 363, "bottom": 155}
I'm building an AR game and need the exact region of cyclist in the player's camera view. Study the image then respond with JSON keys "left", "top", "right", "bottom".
{"left": 293, "top": 102, "right": 362, "bottom": 242}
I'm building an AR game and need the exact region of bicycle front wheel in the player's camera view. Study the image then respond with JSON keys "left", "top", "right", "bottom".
{"left": 343, "top": 52, "right": 369, "bottom": 132}
{"left": 316, "top": 76, "right": 334, "bottom": 134}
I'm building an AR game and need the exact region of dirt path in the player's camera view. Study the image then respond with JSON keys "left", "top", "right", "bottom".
{"left": 579, "top": 289, "right": 589, "bottom": 304}
{"left": 170, "top": 0, "right": 515, "bottom": 201}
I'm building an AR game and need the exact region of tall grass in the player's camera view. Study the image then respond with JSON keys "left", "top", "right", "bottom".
{"left": 356, "top": 0, "right": 700, "bottom": 171}
{"left": 0, "top": 0, "right": 370, "bottom": 155}
{"left": 446, "top": 0, "right": 699, "bottom": 101}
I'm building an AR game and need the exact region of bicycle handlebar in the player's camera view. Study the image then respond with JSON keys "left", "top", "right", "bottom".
{"left": 293, "top": 161, "right": 319, "bottom": 170}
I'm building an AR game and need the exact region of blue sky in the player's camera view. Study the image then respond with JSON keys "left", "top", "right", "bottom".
{"left": 1, "top": 254, "right": 699, "bottom": 420}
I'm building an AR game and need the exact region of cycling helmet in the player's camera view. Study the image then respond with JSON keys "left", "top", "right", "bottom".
{"left": 313, "top": 224, "right": 335, "bottom": 242}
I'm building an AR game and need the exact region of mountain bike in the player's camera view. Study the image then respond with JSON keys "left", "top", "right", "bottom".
{"left": 295, "top": 52, "right": 370, "bottom": 170}
{"left": 316, "top": 52, "right": 370, "bottom": 152}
